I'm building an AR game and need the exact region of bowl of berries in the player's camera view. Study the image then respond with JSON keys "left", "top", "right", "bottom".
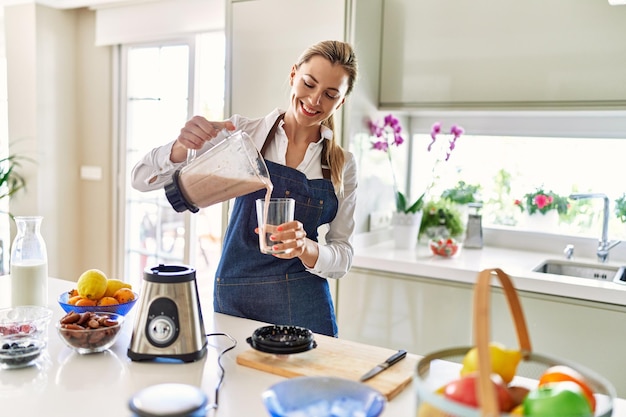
{"left": 0, "top": 306, "right": 52, "bottom": 370}
{"left": 0, "top": 335, "right": 46, "bottom": 370}
{"left": 0, "top": 306, "right": 53, "bottom": 341}
{"left": 429, "top": 238, "right": 461, "bottom": 258}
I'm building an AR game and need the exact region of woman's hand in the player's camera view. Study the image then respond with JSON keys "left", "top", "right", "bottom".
{"left": 267, "top": 221, "right": 307, "bottom": 258}
{"left": 254, "top": 221, "right": 318, "bottom": 266}
{"left": 170, "top": 117, "right": 236, "bottom": 163}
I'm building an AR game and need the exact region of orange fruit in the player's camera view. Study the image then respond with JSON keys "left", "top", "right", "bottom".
{"left": 68, "top": 295, "right": 83, "bottom": 305}
{"left": 539, "top": 365, "right": 596, "bottom": 411}
{"left": 97, "top": 296, "right": 119, "bottom": 306}
{"left": 68, "top": 289, "right": 79, "bottom": 298}
{"left": 113, "top": 288, "right": 135, "bottom": 304}
{"left": 75, "top": 298, "right": 97, "bottom": 307}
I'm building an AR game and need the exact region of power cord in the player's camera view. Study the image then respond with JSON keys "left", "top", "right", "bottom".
{"left": 205, "top": 332, "right": 237, "bottom": 410}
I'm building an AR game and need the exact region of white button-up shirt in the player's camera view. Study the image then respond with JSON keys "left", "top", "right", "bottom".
{"left": 131, "top": 108, "right": 357, "bottom": 279}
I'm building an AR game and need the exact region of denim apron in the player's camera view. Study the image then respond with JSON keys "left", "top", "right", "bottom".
{"left": 214, "top": 115, "right": 339, "bottom": 336}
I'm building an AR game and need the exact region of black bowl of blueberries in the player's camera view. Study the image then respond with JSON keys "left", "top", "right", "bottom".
{"left": 0, "top": 306, "right": 52, "bottom": 370}
{"left": 0, "top": 336, "right": 46, "bottom": 369}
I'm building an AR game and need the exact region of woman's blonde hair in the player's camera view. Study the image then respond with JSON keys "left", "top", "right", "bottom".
{"left": 295, "top": 40, "right": 358, "bottom": 192}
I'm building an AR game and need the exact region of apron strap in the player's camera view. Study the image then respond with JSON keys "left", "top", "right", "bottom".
{"left": 321, "top": 140, "right": 330, "bottom": 181}
{"left": 260, "top": 113, "right": 331, "bottom": 180}
{"left": 260, "top": 113, "right": 284, "bottom": 157}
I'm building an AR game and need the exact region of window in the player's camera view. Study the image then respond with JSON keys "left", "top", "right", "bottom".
{"left": 406, "top": 112, "right": 626, "bottom": 242}
{"left": 119, "top": 32, "right": 225, "bottom": 288}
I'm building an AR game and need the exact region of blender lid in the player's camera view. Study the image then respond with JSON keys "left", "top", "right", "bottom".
{"left": 144, "top": 264, "right": 196, "bottom": 283}
{"left": 129, "top": 383, "right": 208, "bottom": 417}
{"left": 246, "top": 325, "right": 317, "bottom": 355}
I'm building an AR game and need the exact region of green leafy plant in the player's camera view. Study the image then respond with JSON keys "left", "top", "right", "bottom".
{"left": 0, "top": 153, "right": 28, "bottom": 217}
{"left": 0, "top": 154, "right": 26, "bottom": 201}
{"left": 441, "top": 181, "right": 481, "bottom": 205}
{"left": 369, "top": 116, "right": 464, "bottom": 214}
{"left": 615, "top": 193, "right": 626, "bottom": 223}
{"left": 514, "top": 187, "right": 569, "bottom": 215}
{"left": 419, "top": 199, "right": 464, "bottom": 239}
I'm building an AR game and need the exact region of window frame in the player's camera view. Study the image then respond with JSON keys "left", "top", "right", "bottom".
{"left": 405, "top": 109, "right": 626, "bottom": 261}
{"left": 114, "top": 37, "right": 197, "bottom": 281}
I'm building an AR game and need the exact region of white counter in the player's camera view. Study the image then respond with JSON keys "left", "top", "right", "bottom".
{"left": 0, "top": 276, "right": 417, "bottom": 417}
{"left": 3, "top": 271, "right": 626, "bottom": 416}
{"left": 352, "top": 241, "right": 626, "bottom": 306}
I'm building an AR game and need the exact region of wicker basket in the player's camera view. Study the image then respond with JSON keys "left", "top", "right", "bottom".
{"left": 414, "top": 268, "right": 616, "bottom": 417}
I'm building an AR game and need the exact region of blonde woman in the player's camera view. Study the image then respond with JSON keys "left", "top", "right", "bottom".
{"left": 131, "top": 40, "right": 358, "bottom": 336}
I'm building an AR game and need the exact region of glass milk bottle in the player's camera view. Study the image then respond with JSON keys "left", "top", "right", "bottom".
{"left": 10, "top": 216, "right": 48, "bottom": 307}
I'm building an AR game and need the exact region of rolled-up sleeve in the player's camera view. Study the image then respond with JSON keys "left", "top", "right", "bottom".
{"left": 306, "top": 151, "right": 358, "bottom": 280}
{"left": 130, "top": 141, "right": 184, "bottom": 192}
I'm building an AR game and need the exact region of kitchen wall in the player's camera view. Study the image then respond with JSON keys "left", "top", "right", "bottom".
{"left": 3, "top": 0, "right": 222, "bottom": 282}
{"left": 4, "top": 4, "right": 113, "bottom": 281}
{"left": 3, "top": 0, "right": 626, "bottom": 280}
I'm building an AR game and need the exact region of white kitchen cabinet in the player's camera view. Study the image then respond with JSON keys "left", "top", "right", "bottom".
{"left": 380, "top": 0, "right": 626, "bottom": 109}
{"left": 337, "top": 267, "right": 626, "bottom": 397}
{"left": 228, "top": 0, "right": 347, "bottom": 118}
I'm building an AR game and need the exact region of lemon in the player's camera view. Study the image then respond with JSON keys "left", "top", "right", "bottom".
{"left": 104, "top": 278, "right": 132, "bottom": 298}
{"left": 460, "top": 342, "right": 522, "bottom": 384}
{"left": 76, "top": 269, "right": 108, "bottom": 301}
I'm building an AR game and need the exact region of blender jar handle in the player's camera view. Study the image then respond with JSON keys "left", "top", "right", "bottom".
{"left": 185, "top": 128, "right": 234, "bottom": 165}
{"left": 186, "top": 149, "right": 197, "bottom": 165}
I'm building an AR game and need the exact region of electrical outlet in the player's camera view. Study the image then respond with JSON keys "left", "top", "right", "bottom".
{"left": 369, "top": 210, "right": 393, "bottom": 231}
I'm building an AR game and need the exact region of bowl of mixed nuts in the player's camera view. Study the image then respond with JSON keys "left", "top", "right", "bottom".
{"left": 56, "top": 311, "right": 124, "bottom": 354}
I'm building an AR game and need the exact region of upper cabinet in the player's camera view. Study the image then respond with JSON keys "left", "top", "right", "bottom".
{"left": 380, "top": 0, "right": 626, "bottom": 110}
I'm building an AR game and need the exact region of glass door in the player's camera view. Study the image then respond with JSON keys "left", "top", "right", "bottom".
{"left": 118, "top": 33, "right": 225, "bottom": 290}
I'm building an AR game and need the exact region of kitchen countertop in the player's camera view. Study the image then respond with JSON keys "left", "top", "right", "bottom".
{"left": 2, "top": 274, "right": 626, "bottom": 416}
{"left": 0, "top": 276, "right": 417, "bottom": 416}
{"left": 352, "top": 240, "right": 626, "bottom": 307}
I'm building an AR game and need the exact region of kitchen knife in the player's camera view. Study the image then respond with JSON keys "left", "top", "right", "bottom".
{"left": 359, "top": 349, "right": 407, "bottom": 382}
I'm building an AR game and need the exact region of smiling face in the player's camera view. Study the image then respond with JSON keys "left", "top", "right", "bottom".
{"left": 288, "top": 55, "right": 350, "bottom": 128}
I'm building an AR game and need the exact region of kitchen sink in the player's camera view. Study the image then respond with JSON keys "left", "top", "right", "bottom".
{"left": 533, "top": 259, "right": 626, "bottom": 283}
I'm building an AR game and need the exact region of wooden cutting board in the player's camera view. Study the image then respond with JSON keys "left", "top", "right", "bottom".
{"left": 236, "top": 334, "right": 420, "bottom": 400}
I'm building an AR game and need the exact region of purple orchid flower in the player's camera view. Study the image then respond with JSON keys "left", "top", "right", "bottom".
{"left": 371, "top": 140, "right": 388, "bottom": 151}
{"left": 427, "top": 122, "right": 441, "bottom": 152}
{"left": 384, "top": 114, "right": 399, "bottom": 128}
{"left": 450, "top": 124, "right": 464, "bottom": 138}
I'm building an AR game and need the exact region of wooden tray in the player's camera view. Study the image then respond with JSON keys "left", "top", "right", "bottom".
{"left": 236, "top": 333, "right": 419, "bottom": 400}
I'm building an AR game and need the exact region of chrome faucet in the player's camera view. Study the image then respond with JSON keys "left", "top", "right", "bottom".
{"left": 569, "top": 193, "right": 621, "bottom": 263}
{"left": 563, "top": 244, "right": 574, "bottom": 260}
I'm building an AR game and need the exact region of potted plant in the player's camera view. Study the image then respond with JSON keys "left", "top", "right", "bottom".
{"left": 368, "top": 116, "right": 464, "bottom": 249}
{"left": 1, "top": 152, "right": 28, "bottom": 274}
{"left": 615, "top": 193, "right": 626, "bottom": 223}
{"left": 0, "top": 153, "right": 27, "bottom": 215}
{"left": 441, "top": 181, "right": 481, "bottom": 205}
{"left": 514, "top": 187, "right": 569, "bottom": 232}
{"left": 514, "top": 187, "right": 569, "bottom": 216}
{"left": 419, "top": 199, "right": 464, "bottom": 240}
